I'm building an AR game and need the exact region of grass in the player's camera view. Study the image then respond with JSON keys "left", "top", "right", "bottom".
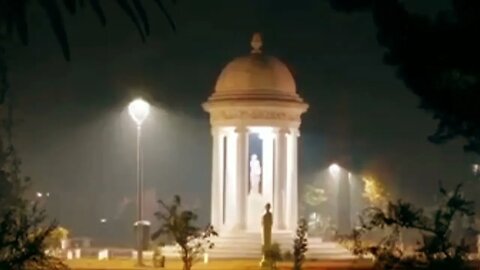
{"left": 67, "top": 259, "right": 263, "bottom": 270}
{"left": 66, "top": 258, "right": 373, "bottom": 270}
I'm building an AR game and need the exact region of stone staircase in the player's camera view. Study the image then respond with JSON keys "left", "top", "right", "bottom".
{"left": 162, "top": 232, "right": 355, "bottom": 260}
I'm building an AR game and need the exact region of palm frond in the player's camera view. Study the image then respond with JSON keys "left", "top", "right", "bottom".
{"left": 38, "top": 0, "right": 70, "bottom": 60}
{"left": 11, "top": 0, "right": 28, "bottom": 44}
{"left": 89, "top": 0, "right": 106, "bottom": 25}
{"left": 116, "top": 0, "right": 146, "bottom": 42}
{"left": 152, "top": 0, "right": 176, "bottom": 31}
{"left": 132, "top": 0, "right": 150, "bottom": 35}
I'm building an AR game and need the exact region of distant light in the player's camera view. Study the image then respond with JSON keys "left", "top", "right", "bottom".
{"left": 36, "top": 192, "right": 43, "bottom": 198}
{"left": 100, "top": 218, "right": 107, "bottom": 223}
{"left": 473, "top": 164, "right": 480, "bottom": 176}
{"left": 128, "top": 98, "right": 150, "bottom": 126}
{"left": 46, "top": 192, "right": 50, "bottom": 197}
{"left": 329, "top": 163, "right": 341, "bottom": 178}
{"left": 133, "top": 220, "right": 151, "bottom": 226}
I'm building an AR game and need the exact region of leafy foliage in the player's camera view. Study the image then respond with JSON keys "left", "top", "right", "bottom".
{"left": 304, "top": 184, "right": 327, "bottom": 207}
{"left": 293, "top": 219, "right": 308, "bottom": 270}
{"left": 0, "top": 112, "right": 67, "bottom": 270}
{"left": 340, "top": 183, "right": 475, "bottom": 270}
{"left": 152, "top": 195, "right": 217, "bottom": 270}
{"left": 328, "top": 0, "right": 480, "bottom": 154}
{"left": 263, "top": 242, "right": 282, "bottom": 270}
{"left": 44, "top": 226, "right": 69, "bottom": 250}
{"left": 304, "top": 184, "right": 336, "bottom": 239}
{"left": 363, "top": 177, "right": 389, "bottom": 208}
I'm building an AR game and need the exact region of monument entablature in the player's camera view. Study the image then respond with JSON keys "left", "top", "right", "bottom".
{"left": 204, "top": 103, "right": 306, "bottom": 129}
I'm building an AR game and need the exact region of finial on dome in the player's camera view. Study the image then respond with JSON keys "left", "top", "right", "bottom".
{"left": 251, "top": 32, "right": 263, "bottom": 54}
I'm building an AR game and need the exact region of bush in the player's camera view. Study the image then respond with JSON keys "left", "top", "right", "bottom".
{"left": 293, "top": 219, "right": 308, "bottom": 270}
{"left": 152, "top": 195, "right": 217, "bottom": 270}
{"left": 339, "top": 183, "right": 475, "bottom": 270}
{"left": 263, "top": 242, "right": 282, "bottom": 269}
{"left": 283, "top": 250, "right": 293, "bottom": 261}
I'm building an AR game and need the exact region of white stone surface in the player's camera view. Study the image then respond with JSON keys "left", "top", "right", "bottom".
{"left": 247, "top": 193, "right": 265, "bottom": 231}
{"left": 161, "top": 235, "right": 354, "bottom": 260}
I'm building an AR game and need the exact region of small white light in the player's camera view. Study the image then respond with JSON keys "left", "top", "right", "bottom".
{"left": 36, "top": 192, "right": 43, "bottom": 198}
{"left": 128, "top": 98, "right": 150, "bottom": 126}
{"left": 100, "top": 218, "right": 107, "bottom": 223}
{"left": 472, "top": 164, "right": 480, "bottom": 176}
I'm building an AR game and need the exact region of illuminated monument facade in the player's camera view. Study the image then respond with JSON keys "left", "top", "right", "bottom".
{"left": 203, "top": 33, "right": 308, "bottom": 236}
{"left": 192, "top": 33, "right": 353, "bottom": 259}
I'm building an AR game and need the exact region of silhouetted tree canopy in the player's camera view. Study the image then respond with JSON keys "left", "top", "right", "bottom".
{"left": 329, "top": 0, "right": 480, "bottom": 154}
{"left": 0, "top": 112, "right": 67, "bottom": 270}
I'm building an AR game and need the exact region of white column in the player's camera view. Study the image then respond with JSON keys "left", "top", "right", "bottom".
{"left": 286, "top": 129, "right": 299, "bottom": 230}
{"left": 235, "top": 126, "right": 249, "bottom": 231}
{"left": 210, "top": 127, "right": 224, "bottom": 230}
{"left": 274, "top": 128, "right": 288, "bottom": 231}
{"left": 261, "top": 132, "right": 274, "bottom": 206}
{"left": 224, "top": 130, "right": 237, "bottom": 230}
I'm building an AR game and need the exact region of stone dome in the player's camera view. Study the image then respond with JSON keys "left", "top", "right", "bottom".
{"left": 203, "top": 33, "right": 308, "bottom": 128}
{"left": 208, "top": 33, "right": 303, "bottom": 103}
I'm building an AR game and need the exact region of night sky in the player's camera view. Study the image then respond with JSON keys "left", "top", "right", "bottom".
{"left": 4, "top": 0, "right": 476, "bottom": 242}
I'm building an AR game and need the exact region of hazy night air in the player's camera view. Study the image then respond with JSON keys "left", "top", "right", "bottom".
{"left": 5, "top": 0, "right": 473, "bottom": 245}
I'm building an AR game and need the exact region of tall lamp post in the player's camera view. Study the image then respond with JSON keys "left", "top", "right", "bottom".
{"left": 128, "top": 98, "right": 150, "bottom": 266}
{"left": 329, "top": 163, "right": 351, "bottom": 234}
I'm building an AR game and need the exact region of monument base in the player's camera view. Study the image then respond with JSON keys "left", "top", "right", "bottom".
{"left": 260, "top": 256, "right": 273, "bottom": 268}
{"left": 247, "top": 193, "right": 266, "bottom": 231}
{"left": 161, "top": 232, "right": 354, "bottom": 259}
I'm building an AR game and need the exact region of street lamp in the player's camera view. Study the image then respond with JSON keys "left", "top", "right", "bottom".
{"left": 328, "top": 163, "right": 352, "bottom": 234}
{"left": 328, "top": 163, "right": 341, "bottom": 178}
{"left": 128, "top": 98, "right": 150, "bottom": 266}
{"left": 472, "top": 164, "right": 480, "bottom": 177}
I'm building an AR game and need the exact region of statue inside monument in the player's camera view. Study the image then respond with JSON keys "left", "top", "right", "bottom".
{"left": 248, "top": 154, "right": 265, "bottom": 231}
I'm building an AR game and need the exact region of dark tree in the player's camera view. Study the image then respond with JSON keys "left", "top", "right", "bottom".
{"left": 152, "top": 195, "right": 217, "bottom": 270}
{"left": 340, "top": 183, "right": 475, "bottom": 270}
{"left": 0, "top": 112, "right": 66, "bottom": 270}
{"left": 0, "top": 0, "right": 176, "bottom": 103}
{"left": 329, "top": 0, "right": 480, "bottom": 154}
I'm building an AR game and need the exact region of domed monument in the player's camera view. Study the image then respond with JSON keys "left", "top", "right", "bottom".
{"left": 203, "top": 33, "right": 308, "bottom": 237}
{"left": 161, "top": 33, "right": 353, "bottom": 259}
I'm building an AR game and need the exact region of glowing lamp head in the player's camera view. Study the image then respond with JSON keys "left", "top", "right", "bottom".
{"left": 329, "top": 163, "right": 341, "bottom": 178}
{"left": 128, "top": 98, "right": 150, "bottom": 126}
{"left": 472, "top": 164, "right": 480, "bottom": 176}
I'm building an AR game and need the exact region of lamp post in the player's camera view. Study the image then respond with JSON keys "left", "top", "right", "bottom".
{"left": 128, "top": 98, "right": 150, "bottom": 266}
{"left": 328, "top": 163, "right": 351, "bottom": 234}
